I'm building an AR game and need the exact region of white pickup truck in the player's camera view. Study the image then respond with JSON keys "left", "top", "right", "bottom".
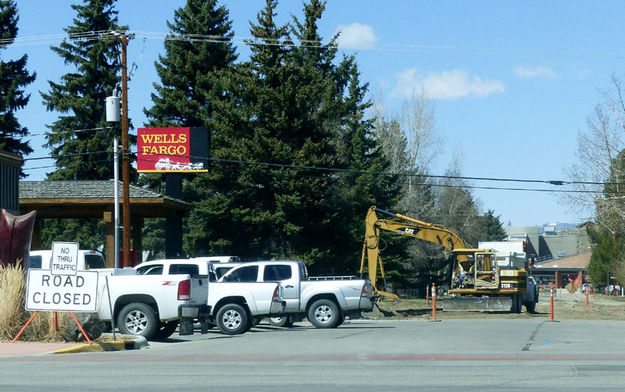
{"left": 26, "top": 250, "right": 203, "bottom": 340}
{"left": 219, "top": 260, "right": 375, "bottom": 328}
{"left": 95, "top": 267, "right": 206, "bottom": 340}
{"left": 133, "top": 259, "right": 285, "bottom": 335}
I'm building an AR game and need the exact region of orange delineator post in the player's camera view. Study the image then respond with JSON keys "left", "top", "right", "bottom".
{"left": 431, "top": 283, "right": 437, "bottom": 321}
{"left": 426, "top": 283, "right": 430, "bottom": 305}
{"left": 550, "top": 282, "right": 555, "bottom": 322}
{"left": 586, "top": 288, "right": 589, "bottom": 307}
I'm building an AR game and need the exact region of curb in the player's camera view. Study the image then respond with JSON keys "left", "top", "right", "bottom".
{"left": 53, "top": 333, "right": 148, "bottom": 354}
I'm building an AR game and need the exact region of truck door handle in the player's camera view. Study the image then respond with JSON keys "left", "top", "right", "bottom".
{"left": 285, "top": 285, "right": 294, "bottom": 288}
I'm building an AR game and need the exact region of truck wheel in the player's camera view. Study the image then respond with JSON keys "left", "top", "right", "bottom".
{"left": 308, "top": 299, "right": 339, "bottom": 328}
{"left": 269, "top": 316, "right": 294, "bottom": 328}
{"left": 154, "top": 321, "right": 178, "bottom": 340}
{"left": 216, "top": 303, "right": 250, "bottom": 335}
{"left": 525, "top": 300, "right": 536, "bottom": 313}
{"left": 117, "top": 302, "right": 158, "bottom": 339}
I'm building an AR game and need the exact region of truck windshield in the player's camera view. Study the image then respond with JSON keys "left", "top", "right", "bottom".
{"left": 85, "top": 254, "right": 105, "bottom": 269}
{"left": 136, "top": 265, "right": 163, "bottom": 275}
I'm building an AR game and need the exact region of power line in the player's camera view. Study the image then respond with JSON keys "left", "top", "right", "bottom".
{"left": 1, "top": 126, "right": 109, "bottom": 139}
{"left": 128, "top": 153, "right": 619, "bottom": 194}
{"left": 3, "top": 30, "right": 625, "bottom": 60}
{"left": 19, "top": 149, "right": 618, "bottom": 194}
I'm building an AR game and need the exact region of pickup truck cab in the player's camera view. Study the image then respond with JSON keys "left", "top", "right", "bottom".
{"left": 133, "top": 259, "right": 285, "bottom": 335}
{"left": 136, "top": 258, "right": 240, "bottom": 281}
{"left": 219, "top": 260, "right": 374, "bottom": 328}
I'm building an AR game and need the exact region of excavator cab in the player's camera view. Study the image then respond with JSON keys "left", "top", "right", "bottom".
{"left": 449, "top": 250, "right": 499, "bottom": 293}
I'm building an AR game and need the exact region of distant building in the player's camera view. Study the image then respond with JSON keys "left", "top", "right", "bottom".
{"left": 533, "top": 252, "right": 591, "bottom": 289}
{"left": 0, "top": 151, "right": 21, "bottom": 214}
{"left": 501, "top": 224, "right": 591, "bottom": 288}
{"left": 504, "top": 225, "right": 590, "bottom": 261}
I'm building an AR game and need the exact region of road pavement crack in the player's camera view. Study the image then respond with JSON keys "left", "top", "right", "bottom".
{"left": 335, "top": 330, "right": 374, "bottom": 340}
{"left": 521, "top": 321, "right": 545, "bottom": 351}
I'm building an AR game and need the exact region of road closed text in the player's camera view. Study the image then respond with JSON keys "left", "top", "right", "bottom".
{"left": 26, "top": 270, "right": 99, "bottom": 312}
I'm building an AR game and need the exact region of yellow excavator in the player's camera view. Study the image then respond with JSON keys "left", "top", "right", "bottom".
{"left": 360, "top": 206, "right": 536, "bottom": 312}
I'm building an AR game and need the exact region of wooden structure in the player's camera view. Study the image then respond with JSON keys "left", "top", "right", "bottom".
{"left": 19, "top": 180, "right": 190, "bottom": 268}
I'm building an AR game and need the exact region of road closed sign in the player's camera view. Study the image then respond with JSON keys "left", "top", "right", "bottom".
{"left": 25, "top": 269, "right": 99, "bottom": 312}
{"left": 51, "top": 241, "right": 79, "bottom": 275}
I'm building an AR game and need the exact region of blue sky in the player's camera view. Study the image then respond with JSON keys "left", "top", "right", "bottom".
{"left": 8, "top": 0, "right": 625, "bottom": 226}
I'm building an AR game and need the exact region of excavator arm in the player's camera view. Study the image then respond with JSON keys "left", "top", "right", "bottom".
{"left": 360, "top": 206, "right": 466, "bottom": 301}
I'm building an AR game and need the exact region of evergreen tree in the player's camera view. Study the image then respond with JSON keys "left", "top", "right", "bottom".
{"left": 141, "top": 0, "right": 237, "bottom": 258}
{"left": 187, "top": 0, "right": 401, "bottom": 275}
{"left": 480, "top": 210, "right": 507, "bottom": 241}
{"left": 39, "top": 0, "right": 127, "bottom": 250}
{"left": 42, "top": 0, "right": 128, "bottom": 180}
{"left": 0, "top": 0, "right": 35, "bottom": 173}
{"left": 187, "top": 0, "right": 302, "bottom": 259}
{"left": 144, "top": 0, "right": 237, "bottom": 129}
{"left": 586, "top": 225, "right": 620, "bottom": 287}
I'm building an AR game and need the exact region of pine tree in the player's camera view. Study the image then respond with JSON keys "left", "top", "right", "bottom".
{"left": 0, "top": 0, "right": 35, "bottom": 173}
{"left": 42, "top": 0, "right": 127, "bottom": 180}
{"left": 187, "top": 0, "right": 401, "bottom": 275}
{"left": 39, "top": 0, "right": 127, "bottom": 250}
{"left": 480, "top": 210, "right": 507, "bottom": 241}
{"left": 141, "top": 0, "right": 238, "bottom": 258}
{"left": 144, "top": 0, "right": 237, "bottom": 128}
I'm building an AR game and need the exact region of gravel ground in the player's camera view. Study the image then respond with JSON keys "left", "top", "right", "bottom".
{"left": 366, "top": 289, "right": 625, "bottom": 321}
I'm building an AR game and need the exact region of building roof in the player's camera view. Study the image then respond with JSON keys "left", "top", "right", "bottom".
{"left": 19, "top": 180, "right": 178, "bottom": 200}
{"left": 534, "top": 252, "right": 591, "bottom": 270}
{"left": 19, "top": 180, "right": 190, "bottom": 218}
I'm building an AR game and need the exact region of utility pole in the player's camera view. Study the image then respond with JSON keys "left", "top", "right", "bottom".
{"left": 120, "top": 33, "right": 131, "bottom": 268}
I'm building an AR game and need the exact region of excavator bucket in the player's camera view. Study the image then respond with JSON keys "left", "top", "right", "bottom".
{"left": 377, "top": 290, "right": 400, "bottom": 302}
{"left": 442, "top": 296, "right": 512, "bottom": 312}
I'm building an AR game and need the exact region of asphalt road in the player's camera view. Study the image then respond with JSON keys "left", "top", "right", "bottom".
{"left": 2, "top": 318, "right": 625, "bottom": 391}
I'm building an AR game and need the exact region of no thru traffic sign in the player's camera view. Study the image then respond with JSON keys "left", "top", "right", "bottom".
{"left": 51, "top": 241, "right": 79, "bottom": 275}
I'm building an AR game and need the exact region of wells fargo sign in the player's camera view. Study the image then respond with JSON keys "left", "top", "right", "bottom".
{"left": 137, "top": 127, "right": 209, "bottom": 172}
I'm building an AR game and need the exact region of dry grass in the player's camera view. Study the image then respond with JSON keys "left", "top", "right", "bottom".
{"left": 0, "top": 261, "right": 77, "bottom": 342}
{"left": 0, "top": 262, "right": 27, "bottom": 340}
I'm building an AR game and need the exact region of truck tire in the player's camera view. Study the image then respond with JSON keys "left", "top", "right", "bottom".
{"left": 525, "top": 300, "right": 536, "bottom": 313}
{"left": 117, "top": 302, "right": 158, "bottom": 339}
{"left": 154, "top": 321, "right": 178, "bottom": 340}
{"left": 216, "top": 303, "right": 250, "bottom": 335}
{"left": 308, "top": 299, "right": 340, "bottom": 328}
{"left": 269, "top": 316, "right": 294, "bottom": 328}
